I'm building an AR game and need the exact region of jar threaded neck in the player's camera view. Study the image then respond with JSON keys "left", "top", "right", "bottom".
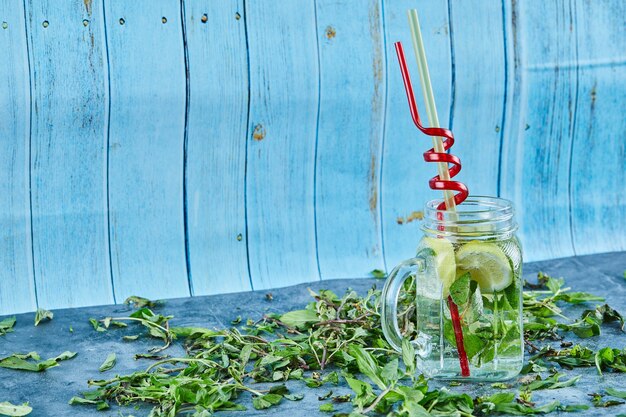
{"left": 421, "top": 196, "right": 517, "bottom": 241}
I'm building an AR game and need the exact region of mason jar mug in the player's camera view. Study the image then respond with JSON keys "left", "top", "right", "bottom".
{"left": 381, "top": 196, "right": 523, "bottom": 380}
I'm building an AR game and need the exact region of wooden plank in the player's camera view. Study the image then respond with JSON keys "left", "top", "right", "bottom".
{"left": 381, "top": 0, "right": 453, "bottom": 269}
{"left": 0, "top": 1, "right": 36, "bottom": 314}
{"left": 183, "top": 0, "right": 251, "bottom": 295}
{"left": 244, "top": 0, "right": 320, "bottom": 289}
{"left": 25, "top": 0, "right": 113, "bottom": 309}
{"left": 500, "top": 0, "right": 576, "bottom": 261}
{"left": 314, "top": 0, "right": 385, "bottom": 279}
{"left": 105, "top": 0, "right": 189, "bottom": 300}
{"left": 448, "top": 0, "right": 505, "bottom": 197}
{"left": 570, "top": 0, "right": 626, "bottom": 254}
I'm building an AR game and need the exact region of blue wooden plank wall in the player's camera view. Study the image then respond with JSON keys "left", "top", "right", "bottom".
{"left": 0, "top": 0, "right": 624, "bottom": 314}
{"left": 26, "top": 0, "right": 113, "bottom": 310}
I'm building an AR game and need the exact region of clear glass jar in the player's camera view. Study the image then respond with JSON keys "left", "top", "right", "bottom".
{"left": 381, "top": 196, "right": 523, "bottom": 380}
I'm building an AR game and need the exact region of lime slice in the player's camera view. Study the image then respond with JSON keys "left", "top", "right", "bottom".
{"left": 455, "top": 241, "right": 513, "bottom": 293}
{"left": 422, "top": 237, "right": 456, "bottom": 296}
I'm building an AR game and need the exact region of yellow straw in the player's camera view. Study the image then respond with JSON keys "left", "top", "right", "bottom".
{"left": 407, "top": 9, "right": 456, "bottom": 211}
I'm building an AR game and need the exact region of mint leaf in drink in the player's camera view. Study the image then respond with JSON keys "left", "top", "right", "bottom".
{"left": 463, "top": 333, "right": 486, "bottom": 360}
{"left": 98, "top": 353, "right": 116, "bottom": 372}
{"left": 449, "top": 272, "right": 471, "bottom": 306}
{"left": 34, "top": 308, "right": 53, "bottom": 326}
{"left": 0, "top": 402, "right": 32, "bottom": 416}
{"left": 504, "top": 280, "right": 520, "bottom": 309}
{"left": 0, "top": 317, "right": 16, "bottom": 335}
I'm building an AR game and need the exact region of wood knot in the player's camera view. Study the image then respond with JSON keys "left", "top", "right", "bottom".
{"left": 252, "top": 124, "right": 266, "bottom": 141}
{"left": 590, "top": 86, "right": 597, "bottom": 104}
{"left": 325, "top": 26, "right": 336, "bottom": 39}
{"left": 201, "top": 14, "right": 208, "bottom": 23}
{"left": 396, "top": 211, "right": 424, "bottom": 225}
{"left": 235, "top": 12, "right": 241, "bottom": 20}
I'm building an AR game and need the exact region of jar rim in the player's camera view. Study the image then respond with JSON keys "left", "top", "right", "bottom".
{"left": 421, "top": 196, "right": 517, "bottom": 240}
{"left": 424, "top": 195, "right": 514, "bottom": 215}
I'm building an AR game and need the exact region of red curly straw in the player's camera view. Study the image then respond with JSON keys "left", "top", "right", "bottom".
{"left": 394, "top": 41, "right": 470, "bottom": 377}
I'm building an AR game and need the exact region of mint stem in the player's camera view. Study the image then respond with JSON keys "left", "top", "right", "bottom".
{"left": 447, "top": 295, "right": 470, "bottom": 377}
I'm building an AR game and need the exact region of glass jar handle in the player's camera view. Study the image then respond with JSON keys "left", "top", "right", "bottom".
{"left": 381, "top": 257, "right": 426, "bottom": 352}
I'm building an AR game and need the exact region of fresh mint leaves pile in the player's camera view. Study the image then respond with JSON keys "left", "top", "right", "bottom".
{"left": 1, "top": 272, "right": 626, "bottom": 417}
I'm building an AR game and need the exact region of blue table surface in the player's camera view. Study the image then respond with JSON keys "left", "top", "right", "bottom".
{"left": 1, "top": 251, "right": 625, "bottom": 416}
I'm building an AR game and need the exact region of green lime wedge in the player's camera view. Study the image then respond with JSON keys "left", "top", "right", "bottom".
{"left": 423, "top": 237, "right": 456, "bottom": 296}
{"left": 455, "top": 241, "right": 513, "bottom": 293}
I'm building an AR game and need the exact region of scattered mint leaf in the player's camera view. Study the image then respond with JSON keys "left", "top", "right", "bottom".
{"left": 555, "top": 291, "right": 605, "bottom": 304}
{"left": 322, "top": 371, "right": 339, "bottom": 385}
{"left": 0, "top": 351, "right": 75, "bottom": 372}
{"left": 68, "top": 397, "right": 109, "bottom": 410}
{"left": 88, "top": 318, "right": 106, "bottom": 332}
{"left": 0, "top": 402, "right": 32, "bottom": 416}
{"left": 102, "top": 318, "right": 127, "bottom": 329}
{"left": 348, "top": 345, "right": 386, "bottom": 390}
{"left": 60, "top": 273, "right": 618, "bottom": 416}
{"left": 370, "top": 269, "right": 386, "bottom": 279}
{"left": 401, "top": 338, "right": 416, "bottom": 375}
{"left": 124, "top": 295, "right": 160, "bottom": 308}
{"left": 581, "top": 304, "right": 625, "bottom": 330}
{"left": 319, "top": 403, "right": 334, "bottom": 412}
{"left": 590, "top": 392, "right": 625, "bottom": 407}
{"left": 134, "top": 353, "right": 168, "bottom": 360}
{"left": 0, "top": 317, "right": 16, "bottom": 335}
{"left": 278, "top": 309, "right": 318, "bottom": 329}
{"left": 34, "top": 308, "right": 53, "bottom": 326}
{"left": 98, "top": 353, "right": 116, "bottom": 372}
{"left": 606, "top": 387, "right": 626, "bottom": 400}
{"left": 252, "top": 394, "right": 282, "bottom": 410}
{"left": 525, "top": 373, "right": 580, "bottom": 391}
